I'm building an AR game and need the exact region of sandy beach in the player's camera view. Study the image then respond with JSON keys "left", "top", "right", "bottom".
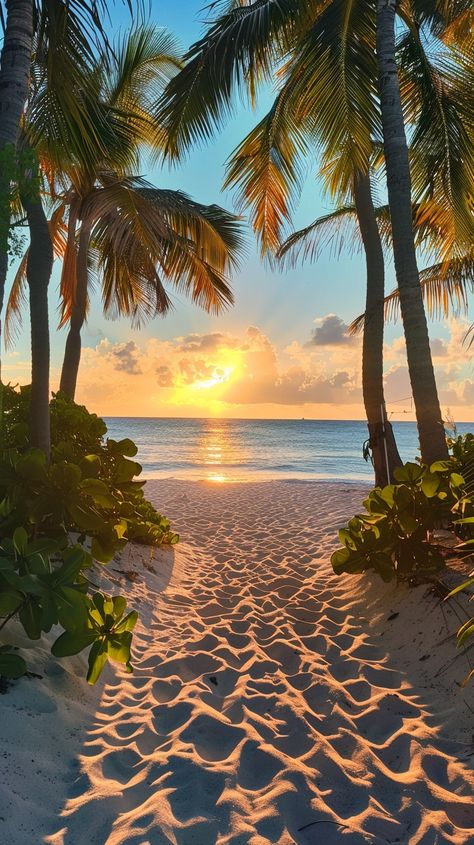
{"left": 1, "top": 480, "right": 473, "bottom": 844}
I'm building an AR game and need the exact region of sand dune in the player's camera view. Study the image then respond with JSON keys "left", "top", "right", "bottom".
{"left": 1, "top": 480, "right": 473, "bottom": 844}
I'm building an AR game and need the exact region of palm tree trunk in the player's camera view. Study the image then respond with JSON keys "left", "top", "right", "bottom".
{"left": 353, "top": 171, "right": 402, "bottom": 486}
{"left": 59, "top": 221, "right": 91, "bottom": 400}
{"left": 0, "top": 0, "right": 34, "bottom": 318}
{"left": 376, "top": 0, "right": 448, "bottom": 465}
{"left": 22, "top": 187, "right": 53, "bottom": 458}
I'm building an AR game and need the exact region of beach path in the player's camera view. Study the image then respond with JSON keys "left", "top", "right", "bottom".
{"left": 41, "top": 480, "right": 474, "bottom": 845}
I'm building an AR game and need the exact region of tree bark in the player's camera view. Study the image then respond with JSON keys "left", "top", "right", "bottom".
{"left": 376, "top": 0, "right": 448, "bottom": 465}
{"left": 353, "top": 171, "right": 402, "bottom": 486}
{"left": 0, "top": 0, "right": 34, "bottom": 316}
{"left": 22, "top": 188, "right": 53, "bottom": 458}
{"left": 59, "top": 221, "right": 91, "bottom": 400}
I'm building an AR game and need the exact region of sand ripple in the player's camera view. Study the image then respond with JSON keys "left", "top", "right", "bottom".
{"left": 36, "top": 481, "right": 474, "bottom": 843}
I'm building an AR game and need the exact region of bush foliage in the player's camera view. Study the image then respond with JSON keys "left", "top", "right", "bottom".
{"left": 0, "top": 386, "right": 178, "bottom": 683}
{"left": 331, "top": 460, "right": 469, "bottom": 582}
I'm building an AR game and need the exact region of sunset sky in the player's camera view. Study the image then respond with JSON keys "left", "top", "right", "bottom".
{"left": 4, "top": 0, "right": 473, "bottom": 421}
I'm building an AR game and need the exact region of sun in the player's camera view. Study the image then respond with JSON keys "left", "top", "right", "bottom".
{"left": 194, "top": 365, "right": 234, "bottom": 390}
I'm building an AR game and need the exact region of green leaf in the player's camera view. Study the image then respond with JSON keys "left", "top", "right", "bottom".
{"left": 67, "top": 503, "right": 106, "bottom": 533}
{"left": 52, "top": 628, "right": 97, "bottom": 657}
{"left": 91, "top": 535, "right": 121, "bottom": 563}
{"left": 394, "top": 463, "right": 424, "bottom": 483}
{"left": 397, "top": 511, "right": 419, "bottom": 536}
{"left": 50, "top": 461, "right": 82, "bottom": 492}
{"left": 0, "top": 589, "right": 23, "bottom": 615}
{"left": 87, "top": 640, "right": 108, "bottom": 684}
{"left": 55, "top": 586, "right": 89, "bottom": 632}
{"left": 429, "top": 460, "right": 453, "bottom": 473}
{"left": 79, "top": 478, "right": 116, "bottom": 509}
{"left": 449, "top": 473, "right": 465, "bottom": 488}
{"left": 80, "top": 454, "right": 101, "bottom": 478}
{"left": 114, "top": 609, "right": 138, "bottom": 634}
{"left": 445, "top": 576, "right": 474, "bottom": 599}
{"left": 420, "top": 472, "right": 440, "bottom": 497}
{"left": 106, "top": 631, "right": 132, "bottom": 664}
{"left": 13, "top": 527, "right": 28, "bottom": 556}
{"left": 0, "top": 652, "right": 27, "bottom": 679}
{"left": 16, "top": 450, "right": 47, "bottom": 481}
{"left": 19, "top": 599, "right": 42, "bottom": 639}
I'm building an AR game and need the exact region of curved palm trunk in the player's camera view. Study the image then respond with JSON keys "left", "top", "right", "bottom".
{"left": 22, "top": 187, "right": 53, "bottom": 458}
{"left": 376, "top": 0, "right": 448, "bottom": 464}
{"left": 353, "top": 171, "right": 402, "bottom": 486}
{"left": 0, "top": 0, "right": 34, "bottom": 318}
{"left": 59, "top": 221, "right": 91, "bottom": 400}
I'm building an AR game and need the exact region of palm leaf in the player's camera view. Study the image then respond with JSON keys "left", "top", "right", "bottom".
{"left": 397, "top": 24, "right": 474, "bottom": 257}
{"left": 156, "top": 0, "right": 318, "bottom": 158}
{"left": 224, "top": 72, "right": 310, "bottom": 255}
{"left": 349, "top": 251, "right": 474, "bottom": 334}
{"left": 277, "top": 205, "right": 361, "bottom": 266}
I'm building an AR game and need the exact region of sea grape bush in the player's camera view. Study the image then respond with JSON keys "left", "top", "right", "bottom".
{"left": 331, "top": 461, "right": 469, "bottom": 582}
{"left": 0, "top": 386, "right": 178, "bottom": 683}
{"left": 1, "top": 385, "right": 179, "bottom": 555}
{"left": 0, "top": 528, "right": 137, "bottom": 682}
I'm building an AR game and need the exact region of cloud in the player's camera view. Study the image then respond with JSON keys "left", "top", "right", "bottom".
{"left": 156, "top": 365, "right": 174, "bottom": 387}
{"left": 64, "top": 316, "right": 474, "bottom": 420}
{"left": 109, "top": 341, "right": 142, "bottom": 375}
{"left": 430, "top": 338, "right": 449, "bottom": 358}
{"left": 177, "top": 332, "right": 240, "bottom": 353}
{"left": 307, "top": 314, "right": 353, "bottom": 346}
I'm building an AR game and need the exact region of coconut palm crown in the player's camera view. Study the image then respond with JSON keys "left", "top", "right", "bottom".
{"left": 6, "top": 25, "right": 245, "bottom": 400}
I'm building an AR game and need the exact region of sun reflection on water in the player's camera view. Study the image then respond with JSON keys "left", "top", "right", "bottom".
{"left": 196, "top": 420, "right": 243, "bottom": 483}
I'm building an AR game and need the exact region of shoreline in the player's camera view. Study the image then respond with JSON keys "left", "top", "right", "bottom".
{"left": 1, "top": 480, "right": 473, "bottom": 844}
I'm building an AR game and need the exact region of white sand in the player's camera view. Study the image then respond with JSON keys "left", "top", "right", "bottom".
{"left": 1, "top": 480, "right": 473, "bottom": 845}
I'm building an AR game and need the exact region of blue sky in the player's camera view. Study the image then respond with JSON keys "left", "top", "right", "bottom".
{"left": 4, "top": 0, "right": 472, "bottom": 420}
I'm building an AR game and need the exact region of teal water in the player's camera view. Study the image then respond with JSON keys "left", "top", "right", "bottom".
{"left": 104, "top": 418, "right": 474, "bottom": 483}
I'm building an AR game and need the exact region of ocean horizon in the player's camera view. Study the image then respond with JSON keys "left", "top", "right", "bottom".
{"left": 104, "top": 417, "right": 474, "bottom": 483}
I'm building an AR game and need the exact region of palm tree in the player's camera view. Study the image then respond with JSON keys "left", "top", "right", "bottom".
{"left": 157, "top": 0, "right": 472, "bottom": 466}
{"left": 0, "top": 0, "right": 127, "bottom": 326}
{"left": 0, "top": 0, "right": 133, "bottom": 452}
{"left": 221, "top": 1, "right": 402, "bottom": 484}
{"left": 7, "top": 27, "right": 244, "bottom": 402}
{"left": 376, "top": 0, "right": 447, "bottom": 463}
{"left": 0, "top": 0, "right": 34, "bottom": 339}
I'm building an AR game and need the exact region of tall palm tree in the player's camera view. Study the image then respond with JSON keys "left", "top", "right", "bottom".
{"left": 376, "top": 0, "right": 446, "bottom": 462}
{"left": 0, "top": 0, "right": 34, "bottom": 347}
{"left": 0, "top": 0, "right": 133, "bottom": 451}
{"left": 7, "top": 27, "right": 244, "bottom": 401}
{"left": 157, "top": 0, "right": 472, "bottom": 466}
{"left": 222, "top": 0, "right": 402, "bottom": 484}
{"left": 0, "top": 0, "right": 127, "bottom": 326}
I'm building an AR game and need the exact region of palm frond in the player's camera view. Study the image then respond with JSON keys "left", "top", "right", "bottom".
{"left": 349, "top": 251, "right": 474, "bottom": 334}
{"left": 224, "top": 74, "right": 310, "bottom": 255}
{"left": 290, "top": 0, "right": 380, "bottom": 197}
{"left": 156, "top": 0, "right": 317, "bottom": 158}
{"left": 5, "top": 203, "right": 67, "bottom": 346}
{"left": 397, "top": 25, "right": 474, "bottom": 257}
{"left": 277, "top": 205, "right": 361, "bottom": 266}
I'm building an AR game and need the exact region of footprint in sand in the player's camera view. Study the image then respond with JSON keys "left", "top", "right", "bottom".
{"left": 180, "top": 712, "right": 245, "bottom": 762}
{"left": 152, "top": 700, "right": 193, "bottom": 735}
{"left": 151, "top": 677, "right": 182, "bottom": 703}
{"left": 237, "top": 740, "right": 282, "bottom": 790}
{"left": 101, "top": 748, "right": 141, "bottom": 784}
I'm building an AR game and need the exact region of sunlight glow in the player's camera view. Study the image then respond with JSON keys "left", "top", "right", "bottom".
{"left": 193, "top": 366, "right": 234, "bottom": 390}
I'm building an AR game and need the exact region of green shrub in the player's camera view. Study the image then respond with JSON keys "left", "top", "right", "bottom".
{"left": 0, "top": 385, "right": 178, "bottom": 684}
{"left": 0, "top": 527, "right": 137, "bottom": 683}
{"left": 447, "top": 432, "right": 474, "bottom": 498}
{"left": 0, "top": 385, "right": 179, "bottom": 556}
{"left": 331, "top": 461, "right": 467, "bottom": 582}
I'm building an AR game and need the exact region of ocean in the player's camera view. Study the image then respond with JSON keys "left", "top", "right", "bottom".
{"left": 104, "top": 418, "right": 474, "bottom": 483}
